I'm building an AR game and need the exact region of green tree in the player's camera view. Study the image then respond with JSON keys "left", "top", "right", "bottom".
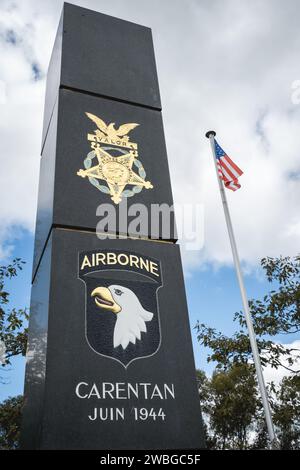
{"left": 273, "top": 375, "right": 300, "bottom": 449}
{"left": 195, "top": 255, "right": 300, "bottom": 371}
{"left": 197, "top": 365, "right": 259, "bottom": 449}
{"left": 0, "top": 258, "right": 28, "bottom": 382}
{"left": 195, "top": 255, "right": 300, "bottom": 449}
{"left": 250, "top": 420, "right": 269, "bottom": 450}
{"left": 0, "top": 259, "right": 28, "bottom": 450}
{"left": 0, "top": 395, "right": 23, "bottom": 449}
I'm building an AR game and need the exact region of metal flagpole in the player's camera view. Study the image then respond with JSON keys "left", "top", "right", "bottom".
{"left": 205, "top": 130, "right": 278, "bottom": 449}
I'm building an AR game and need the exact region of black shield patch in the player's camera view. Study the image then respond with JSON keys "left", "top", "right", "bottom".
{"left": 78, "top": 249, "right": 162, "bottom": 367}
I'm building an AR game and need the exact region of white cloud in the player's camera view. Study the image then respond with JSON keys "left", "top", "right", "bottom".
{"left": 0, "top": 0, "right": 299, "bottom": 272}
{"left": 263, "top": 340, "right": 300, "bottom": 386}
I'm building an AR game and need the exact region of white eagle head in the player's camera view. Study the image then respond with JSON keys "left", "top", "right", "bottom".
{"left": 91, "top": 284, "right": 153, "bottom": 350}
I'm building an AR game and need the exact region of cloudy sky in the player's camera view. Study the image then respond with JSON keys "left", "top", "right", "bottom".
{"left": 0, "top": 0, "right": 299, "bottom": 398}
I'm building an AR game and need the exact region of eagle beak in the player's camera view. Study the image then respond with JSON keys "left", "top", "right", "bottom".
{"left": 91, "top": 287, "right": 121, "bottom": 314}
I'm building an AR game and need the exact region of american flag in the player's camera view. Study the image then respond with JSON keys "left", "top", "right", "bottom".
{"left": 214, "top": 140, "right": 243, "bottom": 191}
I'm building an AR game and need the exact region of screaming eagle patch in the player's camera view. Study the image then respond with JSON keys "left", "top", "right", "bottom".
{"left": 78, "top": 249, "right": 162, "bottom": 367}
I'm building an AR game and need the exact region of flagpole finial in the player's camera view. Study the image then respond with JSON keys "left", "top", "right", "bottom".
{"left": 205, "top": 130, "right": 216, "bottom": 138}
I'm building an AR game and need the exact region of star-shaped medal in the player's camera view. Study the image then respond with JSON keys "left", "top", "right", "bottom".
{"left": 77, "top": 147, "right": 153, "bottom": 204}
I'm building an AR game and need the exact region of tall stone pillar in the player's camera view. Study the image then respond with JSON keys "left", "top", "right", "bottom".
{"left": 21, "top": 3, "right": 205, "bottom": 450}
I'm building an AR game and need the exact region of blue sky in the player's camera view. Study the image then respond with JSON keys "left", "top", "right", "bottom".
{"left": 0, "top": 230, "right": 33, "bottom": 401}
{"left": 1, "top": 229, "right": 298, "bottom": 401}
{"left": 1, "top": 0, "right": 300, "bottom": 401}
{"left": 0, "top": 230, "right": 268, "bottom": 400}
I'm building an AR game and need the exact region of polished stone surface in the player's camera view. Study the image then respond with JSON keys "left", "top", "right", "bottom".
{"left": 33, "top": 88, "right": 176, "bottom": 279}
{"left": 32, "top": 98, "right": 58, "bottom": 279}
{"left": 20, "top": 237, "right": 52, "bottom": 449}
{"left": 23, "top": 4, "right": 204, "bottom": 451}
{"left": 23, "top": 229, "right": 205, "bottom": 450}
{"left": 42, "top": 3, "right": 161, "bottom": 148}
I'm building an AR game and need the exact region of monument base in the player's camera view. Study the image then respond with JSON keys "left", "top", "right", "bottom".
{"left": 21, "top": 228, "right": 205, "bottom": 450}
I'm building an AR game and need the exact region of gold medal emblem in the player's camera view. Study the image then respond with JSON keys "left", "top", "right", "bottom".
{"left": 77, "top": 113, "right": 153, "bottom": 204}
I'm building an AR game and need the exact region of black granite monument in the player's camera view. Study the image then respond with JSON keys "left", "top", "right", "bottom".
{"left": 21, "top": 3, "right": 205, "bottom": 450}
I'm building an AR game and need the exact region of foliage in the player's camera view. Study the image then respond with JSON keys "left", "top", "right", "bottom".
{"left": 0, "top": 259, "right": 28, "bottom": 450}
{"left": 197, "top": 364, "right": 259, "bottom": 449}
{"left": 198, "top": 367, "right": 300, "bottom": 450}
{"left": 196, "top": 255, "right": 300, "bottom": 449}
{"left": 0, "top": 258, "right": 28, "bottom": 376}
{"left": 195, "top": 256, "right": 300, "bottom": 372}
{"left": 0, "top": 395, "right": 23, "bottom": 449}
{"left": 273, "top": 375, "right": 300, "bottom": 449}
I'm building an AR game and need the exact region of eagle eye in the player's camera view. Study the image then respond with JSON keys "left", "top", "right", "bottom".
{"left": 114, "top": 289, "right": 123, "bottom": 296}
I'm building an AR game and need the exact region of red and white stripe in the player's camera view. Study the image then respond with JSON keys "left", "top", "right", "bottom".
{"left": 217, "top": 155, "right": 243, "bottom": 191}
